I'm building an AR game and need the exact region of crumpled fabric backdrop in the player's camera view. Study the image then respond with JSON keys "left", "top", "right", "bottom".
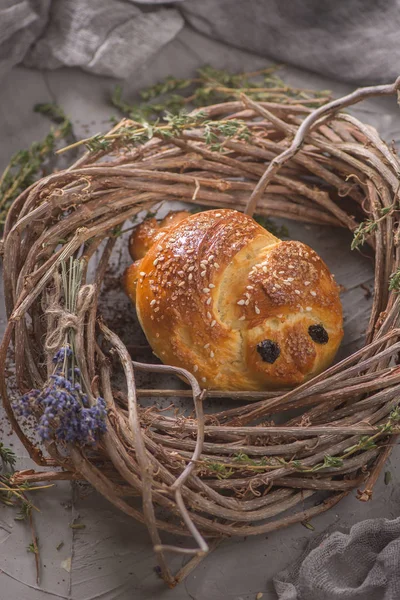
{"left": 1, "top": 0, "right": 400, "bottom": 83}
{"left": 273, "top": 518, "right": 400, "bottom": 600}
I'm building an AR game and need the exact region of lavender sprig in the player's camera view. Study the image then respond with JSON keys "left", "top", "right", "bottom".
{"left": 14, "top": 351, "right": 106, "bottom": 445}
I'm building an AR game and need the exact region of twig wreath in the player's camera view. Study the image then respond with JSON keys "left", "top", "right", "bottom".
{"left": 1, "top": 76, "right": 400, "bottom": 586}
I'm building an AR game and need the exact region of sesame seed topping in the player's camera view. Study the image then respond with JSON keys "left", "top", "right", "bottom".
{"left": 275, "top": 283, "right": 281, "bottom": 289}
{"left": 279, "top": 271, "right": 284, "bottom": 274}
{"left": 201, "top": 270, "right": 207, "bottom": 277}
{"left": 247, "top": 285, "right": 254, "bottom": 290}
{"left": 255, "top": 305, "right": 261, "bottom": 314}
{"left": 245, "top": 299, "right": 250, "bottom": 305}
{"left": 215, "top": 213, "right": 222, "bottom": 217}
{"left": 154, "top": 307, "right": 160, "bottom": 312}
{"left": 211, "top": 320, "right": 216, "bottom": 327}
{"left": 277, "top": 313, "right": 283, "bottom": 318}
{"left": 156, "top": 333, "right": 160, "bottom": 338}
{"left": 237, "top": 299, "right": 245, "bottom": 305}
{"left": 203, "top": 288, "right": 210, "bottom": 293}
{"left": 295, "top": 289, "right": 301, "bottom": 295}
{"left": 204, "top": 343, "right": 210, "bottom": 349}
{"left": 207, "top": 311, "right": 212, "bottom": 319}
{"left": 140, "top": 271, "right": 146, "bottom": 277}
{"left": 178, "top": 281, "right": 185, "bottom": 287}
{"left": 193, "top": 365, "right": 198, "bottom": 372}
{"left": 188, "top": 266, "right": 195, "bottom": 272}
{"left": 239, "top": 315, "right": 246, "bottom": 321}
{"left": 287, "top": 277, "right": 294, "bottom": 282}
{"left": 178, "top": 270, "right": 184, "bottom": 276}
{"left": 304, "top": 281, "right": 311, "bottom": 286}
{"left": 306, "top": 306, "right": 312, "bottom": 311}
{"left": 188, "top": 273, "right": 193, "bottom": 281}
{"left": 150, "top": 299, "right": 156, "bottom": 306}
{"left": 153, "top": 258, "right": 159, "bottom": 266}
{"left": 310, "top": 290, "right": 317, "bottom": 296}
{"left": 288, "top": 264, "right": 294, "bottom": 269}
{"left": 214, "top": 262, "right": 220, "bottom": 268}
{"left": 209, "top": 283, "right": 215, "bottom": 288}
{"left": 206, "top": 297, "right": 212, "bottom": 305}
{"left": 208, "top": 255, "right": 214, "bottom": 261}
{"left": 202, "top": 377, "right": 206, "bottom": 383}
{"left": 210, "top": 351, "right": 214, "bottom": 358}
{"left": 262, "top": 266, "right": 268, "bottom": 273}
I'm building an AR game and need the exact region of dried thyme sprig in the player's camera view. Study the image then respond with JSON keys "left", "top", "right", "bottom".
{"left": 0, "top": 103, "right": 74, "bottom": 228}
{"left": 58, "top": 112, "right": 252, "bottom": 155}
{"left": 111, "top": 65, "right": 331, "bottom": 123}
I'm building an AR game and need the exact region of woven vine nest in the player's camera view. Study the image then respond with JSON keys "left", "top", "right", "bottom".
{"left": 2, "top": 78, "right": 400, "bottom": 586}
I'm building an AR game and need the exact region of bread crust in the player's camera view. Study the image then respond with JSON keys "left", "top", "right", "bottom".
{"left": 124, "top": 209, "right": 343, "bottom": 390}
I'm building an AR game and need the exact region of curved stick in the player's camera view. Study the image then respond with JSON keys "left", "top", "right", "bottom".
{"left": 245, "top": 76, "right": 400, "bottom": 215}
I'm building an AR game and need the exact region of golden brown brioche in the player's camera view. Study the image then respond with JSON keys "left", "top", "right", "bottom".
{"left": 124, "top": 209, "right": 343, "bottom": 391}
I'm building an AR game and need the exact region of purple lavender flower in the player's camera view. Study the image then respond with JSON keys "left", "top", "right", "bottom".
{"left": 13, "top": 348, "right": 107, "bottom": 446}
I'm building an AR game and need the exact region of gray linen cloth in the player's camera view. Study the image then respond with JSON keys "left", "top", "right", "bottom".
{"left": 0, "top": 0, "right": 184, "bottom": 80}
{"left": 273, "top": 518, "right": 400, "bottom": 600}
{"left": 1, "top": 0, "right": 400, "bottom": 83}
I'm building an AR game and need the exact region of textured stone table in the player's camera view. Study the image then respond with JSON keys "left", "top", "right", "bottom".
{"left": 1, "top": 25, "right": 399, "bottom": 600}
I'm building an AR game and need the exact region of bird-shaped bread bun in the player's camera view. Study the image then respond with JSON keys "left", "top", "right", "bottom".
{"left": 123, "top": 209, "right": 343, "bottom": 391}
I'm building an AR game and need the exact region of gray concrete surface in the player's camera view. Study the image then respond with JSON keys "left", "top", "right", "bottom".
{"left": 0, "top": 25, "right": 400, "bottom": 600}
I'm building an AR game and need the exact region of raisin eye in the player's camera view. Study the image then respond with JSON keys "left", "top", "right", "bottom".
{"left": 257, "top": 340, "right": 280, "bottom": 363}
{"left": 308, "top": 324, "right": 329, "bottom": 344}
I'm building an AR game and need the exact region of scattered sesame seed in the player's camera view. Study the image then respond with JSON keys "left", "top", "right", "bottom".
{"left": 210, "top": 351, "right": 214, "bottom": 358}
{"left": 188, "top": 273, "right": 193, "bottom": 281}
{"left": 245, "top": 299, "right": 250, "bottom": 305}
{"left": 239, "top": 315, "right": 246, "bottom": 321}
{"left": 310, "top": 290, "right": 317, "bottom": 296}
{"left": 178, "top": 281, "right": 185, "bottom": 287}
{"left": 287, "top": 277, "right": 294, "bottom": 282}
{"left": 154, "top": 307, "right": 160, "bottom": 312}
{"left": 203, "top": 288, "right": 210, "bottom": 293}
{"left": 262, "top": 266, "right": 268, "bottom": 273}
{"left": 206, "top": 297, "right": 212, "bottom": 305}
{"left": 193, "top": 365, "right": 198, "bottom": 372}
{"left": 150, "top": 299, "right": 156, "bottom": 306}
{"left": 284, "top": 281, "right": 291, "bottom": 286}
{"left": 204, "top": 343, "right": 210, "bottom": 349}
{"left": 247, "top": 285, "right": 254, "bottom": 290}
{"left": 153, "top": 258, "right": 159, "bottom": 266}
{"left": 237, "top": 299, "right": 245, "bottom": 305}
{"left": 207, "top": 311, "right": 212, "bottom": 319}
{"left": 279, "top": 271, "right": 284, "bottom": 274}
{"left": 304, "top": 281, "right": 311, "bottom": 286}
{"left": 295, "top": 289, "right": 301, "bottom": 295}
{"left": 215, "top": 213, "right": 222, "bottom": 217}
{"left": 178, "top": 270, "right": 184, "bottom": 276}
{"left": 208, "top": 255, "right": 214, "bottom": 261}
{"left": 209, "top": 283, "right": 215, "bottom": 288}
{"left": 156, "top": 333, "right": 160, "bottom": 338}
{"left": 306, "top": 306, "right": 312, "bottom": 311}
{"left": 288, "top": 264, "right": 294, "bottom": 268}
{"left": 255, "top": 305, "right": 260, "bottom": 314}
{"left": 202, "top": 377, "right": 206, "bottom": 383}
{"left": 188, "top": 266, "right": 195, "bottom": 272}
{"left": 140, "top": 271, "right": 146, "bottom": 277}
{"left": 201, "top": 270, "right": 207, "bottom": 277}
{"left": 214, "top": 262, "right": 219, "bottom": 268}
{"left": 277, "top": 313, "right": 283, "bottom": 318}
{"left": 275, "top": 283, "right": 281, "bottom": 289}
{"left": 211, "top": 320, "right": 216, "bottom": 327}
